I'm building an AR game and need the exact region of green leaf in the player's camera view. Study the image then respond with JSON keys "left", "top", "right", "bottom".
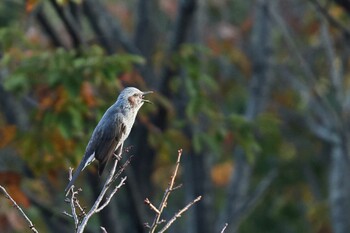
{"left": 3, "top": 73, "right": 28, "bottom": 92}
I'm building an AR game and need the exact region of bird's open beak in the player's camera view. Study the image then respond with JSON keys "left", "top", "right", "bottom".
{"left": 142, "top": 91, "right": 153, "bottom": 104}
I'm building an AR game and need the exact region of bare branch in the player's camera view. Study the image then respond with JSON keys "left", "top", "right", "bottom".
{"left": 170, "top": 183, "right": 183, "bottom": 191}
{"left": 145, "top": 149, "right": 202, "bottom": 232}
{"left": 100, "top": 226, "right": 108, "bottom": 233}
{"left": 0, "top": 185, "right": 39, "bottom": 233}
{"left": 158, "top": 195, "right": 202, "bottom": 233}
{"left": 82, "top": 0, "right": 140, "bottom": 54}
{"left": 70, "top": 188, "right": 79, "bottom": 229}
{"left": 66, "top": 168, "right": 86, "bottom": 230}
{"left": 95, "top": 176, "right": 127, "bottom": 212}
{"left": 220, "top": 223, "right": 228, "bottom": 233}
{"left": 112, "top": 155, "right": 133, "bottom": 183}
{"left": 75, "top": 157, "right": 122, "bottom": 233}
{"left": 66, "top": 154, "right": 131, "bottom": 233}
{"left": 144, "top": 198, "right": 160, "bottom": 214}
{"left": 62, "top": 211, "right": 73, "bottom": 218}
{"left": 148, "top": 149, "right": 183, "bottom": 233}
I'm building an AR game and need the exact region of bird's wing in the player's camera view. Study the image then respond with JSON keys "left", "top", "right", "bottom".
{"left": 95, "top": 113, "right": 126, "bottom": 175}
{"left": 64, "top": 113, "right": 125, "bottom": 194}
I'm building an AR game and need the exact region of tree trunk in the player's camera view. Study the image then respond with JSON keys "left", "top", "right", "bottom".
{"left": 329, "top": 142, "right": 350, "bottom": 233}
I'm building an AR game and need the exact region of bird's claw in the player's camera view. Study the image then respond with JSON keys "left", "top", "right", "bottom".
{"left": 114, "top": 153, "right": 122, "bottom": 161}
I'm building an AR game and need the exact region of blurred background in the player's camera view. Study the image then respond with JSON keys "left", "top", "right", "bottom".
{"left": 1, "top": 0, "right": 350, "bottom": 232}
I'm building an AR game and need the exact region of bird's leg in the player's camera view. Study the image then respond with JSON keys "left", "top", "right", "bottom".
{"left": 113, "top": 143, "right": 123, "bottom": 161}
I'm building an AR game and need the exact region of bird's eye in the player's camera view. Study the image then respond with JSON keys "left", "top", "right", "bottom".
{"left": 133, "top": 93, "right": 138, "bottom": 97}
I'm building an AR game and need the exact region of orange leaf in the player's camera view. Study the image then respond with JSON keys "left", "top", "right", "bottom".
{"left": 211, "top": 162, "right": 233, "bottom": 187}
{"left": 119, "top": 70, "right": 144, "bottom": 86}
{"left": 7, "top": 185, "right": 30, "bottom": 208}
{"left": 0, "top": 125, "right": 17, "bottom": 148}
{"left": 54, "top": 86, "right": 68, "bottom": 112}
{"left": 0, "top": 171, "right": 21, "bottom": 185}
{"left": 0, "top": 172, "right": 30, "bottom": 208}
{"left": 26, "top": 0, "right": 39, "bottom": 13}
{"left": 80, "top": 81, "right": 97, "bottom": 107}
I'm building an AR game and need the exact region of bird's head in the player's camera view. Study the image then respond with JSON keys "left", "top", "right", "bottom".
{"left": 118, "top": 87, "right": 153, "bottom": 111}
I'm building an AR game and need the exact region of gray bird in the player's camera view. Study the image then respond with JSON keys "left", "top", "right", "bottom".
{"left": 65, "top": 87, "right": 153, "bottom": 193}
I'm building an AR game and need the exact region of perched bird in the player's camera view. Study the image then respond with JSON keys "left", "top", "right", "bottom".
{"left": 65, "top": 87, "right": 153, "bottom": 193}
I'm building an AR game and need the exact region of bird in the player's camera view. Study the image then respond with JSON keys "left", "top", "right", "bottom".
{"left": 65, "top": 87, "right": 153, "bottom": 193}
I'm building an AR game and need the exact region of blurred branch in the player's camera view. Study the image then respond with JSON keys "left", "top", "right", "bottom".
{"left": 49, "top": 0, "right": 84, "bottom": 48}
{"left": 159, "top": 0, "right": 197, "bottom": 96}
{"left": 82, "top": 0, "right": 140, "bottom": 55}
{"left": 236, "top": 170, "right": 277, "bottom": 221}
{"left": 35, "top": 5, "right": 67, "bottom": 48}
{"left": 318, "top": 14, "right": 350, "bottom": 116}
{"left": 220, "top": 1, "right": 273, "bottom": 231}
{"left": 134, "top": 0, "right": 154, "bottom": 56}
{"left": 306, "top": 115, "right": 340, "bottom": 144}
{"left": 0, "top": 185, "right": 39, "bottom": 233}
{"left": 308, "top": 0, "right": 350, "bottom": 38}
{"left": 329, "top": 144, "right": 350, "bottom": 233}
{"left": 270, "top": 1, "right": 341, "bottom": 128}
{"left": 320, "top": 16, "right": 343, "bottom": 97}
{"left": 133, "top": 0, "right": 156, "bottom": 84}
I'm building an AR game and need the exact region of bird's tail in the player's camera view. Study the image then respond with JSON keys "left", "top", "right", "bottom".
{"left": 64, "top": 158, "right": 87, "bottom": 195}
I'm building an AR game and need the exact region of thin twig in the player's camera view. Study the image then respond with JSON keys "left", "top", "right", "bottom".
{"left": 67, "top": 168, "right": 80, "bottom": 228}
{"left": 0, "top": 185, "right": 39, "bottom": 233}
{"left": 144, "top": 198, "right": 160, "bottom": 214}
{"left": 148, "top": 149, "right": 183, "bottom": 233}
{"left": 112, "top": 155, "right": 133, "bottom": 183}
{"left": 220, "top": 223, "right": 228, "bottom": 233}
{"left": 70, "top": 189, "right": 79, "bottom": 228}
{"left": 74, "top": 197, "right": 86, "bottom": 218}
{"left": 100, "top": 226, "right": 108, "bottom": 233}
{"left": 158, "top": 195, "right": 202, "bottom": 233}
{"left": 62, "top": 211, "right": 73, "bottom": 218}
{"left": 95, "top": 176, "right": 127, "bottom": 212}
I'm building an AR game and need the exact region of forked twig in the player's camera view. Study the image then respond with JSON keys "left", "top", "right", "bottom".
{"left": 145, "top": 149, "right": 202, "bottom": 233}
{"left": 158, "top": 195, "right": 202, "bottom": 233}
{"left": 144, "top": 198, "right": 160, "bottom": 214}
